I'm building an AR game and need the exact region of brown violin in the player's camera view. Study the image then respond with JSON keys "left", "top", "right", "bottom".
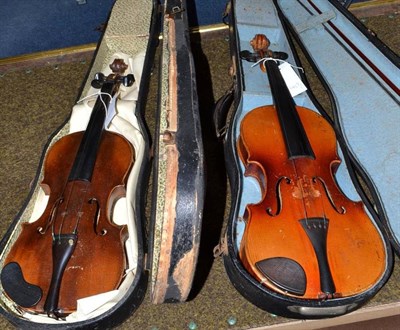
{"left": 1, "top": 59, "right": 135, "bottom": 318}
{"left": 237, "top": 35, "right": 387, "bottom": 299}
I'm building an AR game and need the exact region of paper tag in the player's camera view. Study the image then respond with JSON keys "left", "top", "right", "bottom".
{"left": 279, "top": 62, "right": 307, "bottom": 97}
{"left": 104, "top": 94, "right": 118, "bottom": 128}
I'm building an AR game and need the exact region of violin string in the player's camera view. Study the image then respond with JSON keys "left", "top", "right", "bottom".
{"left": 51, "top": 174, "right": 73, "bottom": 239}
{"left": 316, "top": 172, "right": 329, "bottom": 227}
{"left": 259, "top": 57, "right": 310, "bottom": 225}
{"left": 55, "top": 181, "right": 80, "bottom": 238}
{"left": 291, "top": 159, "right": 330, "bottom": 227}
{"left": 72, "top": 182, "right": 91, "bottom": 234}
{"left": 290, "top": 160, "right": 310, "bottom": 225}
{"left": 55, "top": 181, "right": 73, "bottom": 238}
{"left": 53, "top": 92, "right": 113, "bottom": 238}
{"left": 259, "top": 56, "right": 325, "bottom": 227}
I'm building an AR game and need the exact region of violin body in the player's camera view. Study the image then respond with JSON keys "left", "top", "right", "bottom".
{"left": 4, "top": 130, "right": 132, "bottom": 315}
{"left": 238, "top": 104, "right": 387, "bottom": 298}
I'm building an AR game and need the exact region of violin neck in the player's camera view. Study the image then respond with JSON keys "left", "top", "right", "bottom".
{"left": 265, "top": 60, "right": 315, "bottom": 159}
{"left": 68, "top": 81, "right": 117, "bottom": 182}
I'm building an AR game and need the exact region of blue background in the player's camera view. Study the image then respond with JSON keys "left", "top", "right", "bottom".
{"left": 0, "top": 0, "right": 227, "bottom": 59}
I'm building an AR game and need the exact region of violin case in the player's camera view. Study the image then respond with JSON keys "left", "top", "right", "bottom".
{"left": 0, "top": 0, "right": 203, "bottom": 328}
{"left": 216, "top": 0, "right": 398, "bottom": 319}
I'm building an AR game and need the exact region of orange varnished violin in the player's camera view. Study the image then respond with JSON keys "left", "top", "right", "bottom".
{"left": 238, "top": 35, "right": 387, "bottom": 299}
{"left": 1, "top": 59, "right": 135, "bottom": 318}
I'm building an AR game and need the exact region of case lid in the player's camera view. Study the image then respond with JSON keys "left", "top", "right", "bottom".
{"left": 277, "top": 0, "right": 400, "bottom": 254}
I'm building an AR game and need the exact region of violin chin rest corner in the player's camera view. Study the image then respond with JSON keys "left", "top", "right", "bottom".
{"left": 256, "top": 257, "right": 306, "bottom": 296}
{"left": 1, "top": 262, "right": 42, "bottom": 308}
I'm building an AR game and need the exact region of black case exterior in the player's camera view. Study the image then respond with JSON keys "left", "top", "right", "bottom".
{"left": 0, "top": 1, "right": 161, "bottom": 328}
{"left": 220, "top": 0, "right": 393, "bottom": 319}
{"left": 149, "top": 0, "right": 205, "bottom": 304}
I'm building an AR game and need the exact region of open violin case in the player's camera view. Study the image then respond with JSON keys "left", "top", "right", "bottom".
{"left": 0, "top": 0, "right": 203, "bottom": 328}
{"left": 216, "top": 0, "right": 399, "bottom": 320}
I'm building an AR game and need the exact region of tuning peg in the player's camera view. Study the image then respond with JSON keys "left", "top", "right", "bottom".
{"left": 240, "top": 50, "right": 288, "bottom": 63}
{"left": 240, "top": 50, "right": 260, "bottom": 63}
{"left": 272, "top": 51, "right": 288, "bottom": 60}
{"left": 122, "top": 74, "right": 135, "bottom": 87}
{"left": 91, "top": 72, "right": 106, "bottom": 89}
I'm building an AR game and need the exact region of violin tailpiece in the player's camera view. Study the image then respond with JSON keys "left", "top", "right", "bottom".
{"left": 44, "top": 233, "right": 78, "bottom": 318}
{"left": 300, "top": 218, "right": 336, "bottom": 296}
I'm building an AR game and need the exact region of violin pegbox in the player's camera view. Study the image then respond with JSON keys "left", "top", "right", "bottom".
{"left": 91, "top": 58, "right": 135, "bottom": 89}
{"left": 239, "top": 35, "right": 288, "bottom": 67}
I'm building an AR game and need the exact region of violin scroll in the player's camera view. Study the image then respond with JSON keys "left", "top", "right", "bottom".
{"left": 250, "top": 34, "right": 271, "bottom": 55}
{"left": 110, "top": 58, "right": 129, "bottom": 74}
{"left": 239, "top": 34, "right": 288, "bottom": 67}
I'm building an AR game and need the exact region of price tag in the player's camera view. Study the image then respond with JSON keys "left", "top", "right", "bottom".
{"left": 279, "top": 62, "right": 307, "bottom": 97}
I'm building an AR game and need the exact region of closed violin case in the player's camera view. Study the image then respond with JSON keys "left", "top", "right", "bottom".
{"left": 216, "top": 0, "right": 397, "bottom": 320}
{"left": 0, "top": 0, "right": 203, "bottom": 328}
{"left": 148, "top": 0, "right": 204, "bottom": 305}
